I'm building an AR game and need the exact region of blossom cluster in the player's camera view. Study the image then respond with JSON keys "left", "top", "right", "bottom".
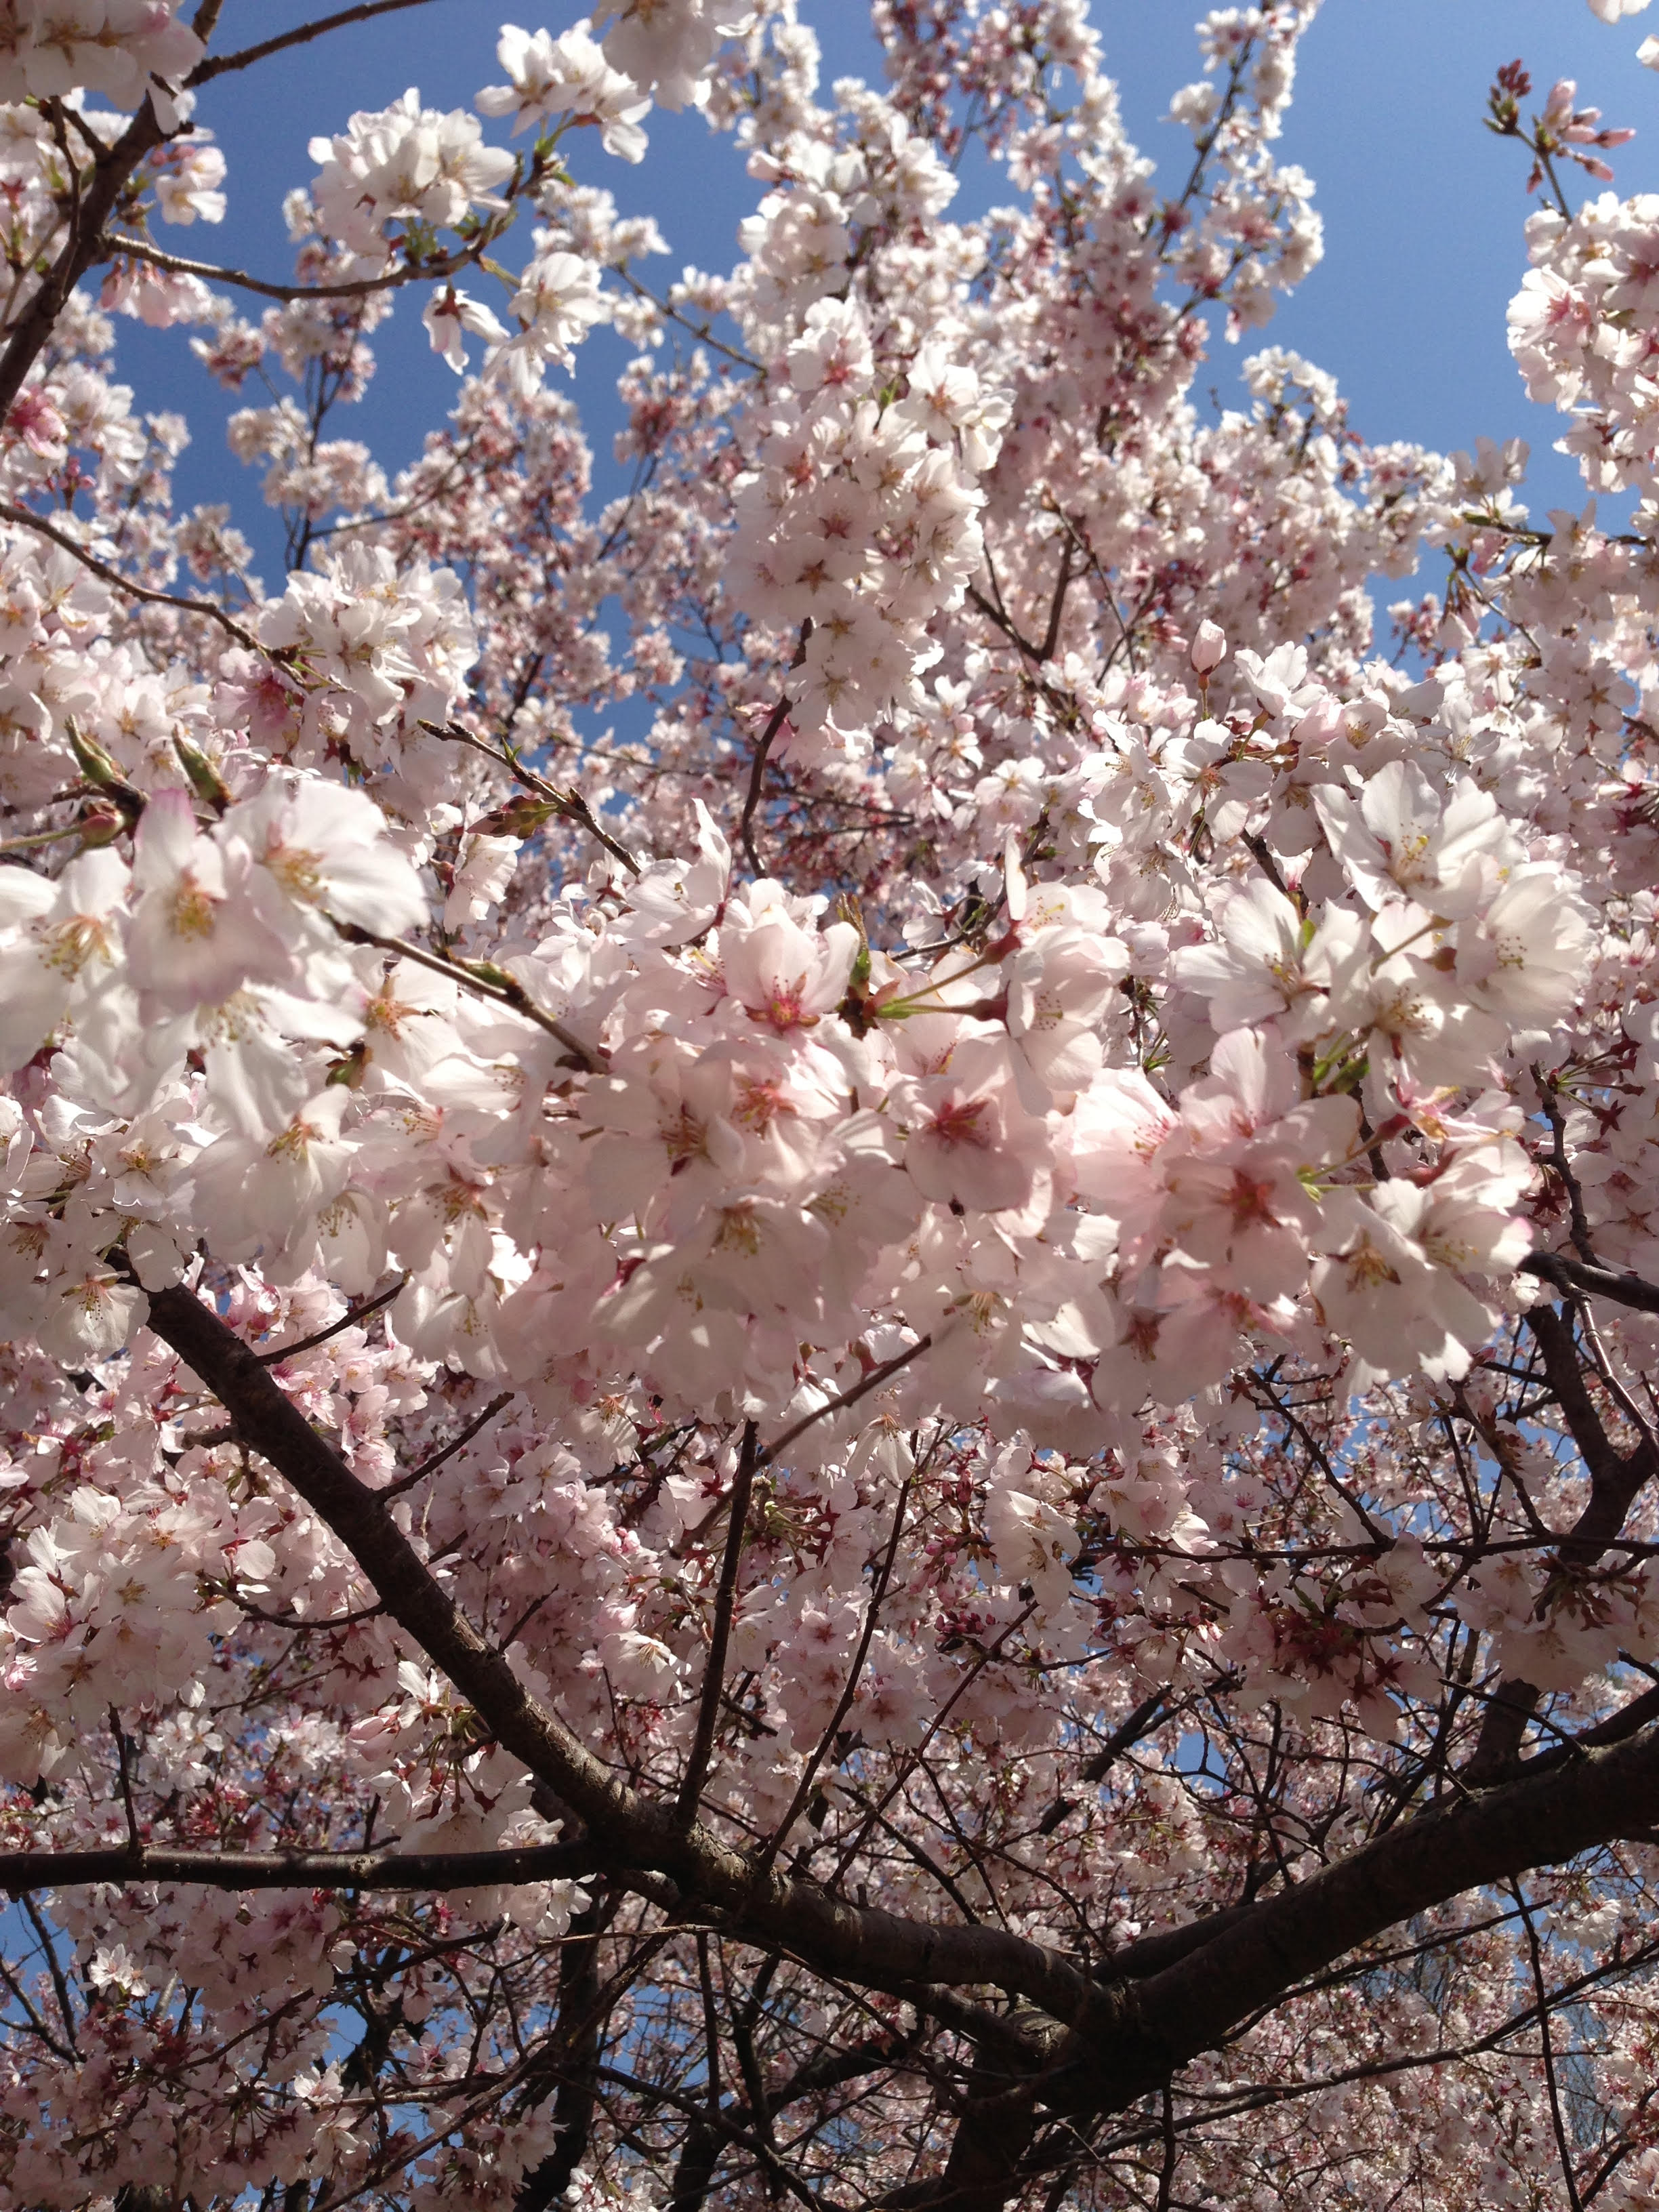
{"left": 0, "top": 0, "right": 1657, "bottom": 2205}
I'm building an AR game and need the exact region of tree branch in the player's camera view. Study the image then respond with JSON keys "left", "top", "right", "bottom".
{"left": 338, "top": 924, "right": 607, "bottom": 1073}
{"left": 137, "top": 1284, "right": 1094, "bottom": 2026}
{"left": 186, "top": 0, "right": 440, "bottom": 85}
{"left": 677, "top": 1422, "right": 758, "bottom": 1820}
{"left": 0, "top": 501, "right": 264, "bottom": 653}
{"left": 103, "top": 229, "right": 473, "bottom": 305}
{"left": 754, "top": 1337, "right": 934, "bottom": 1473}
{"left": 515, "top": 1900, "right": 612, "bottom": 2212}
{"left": 0, "top": 1837, "right": 598, "bottom": 1897}
{"left": 383, "top": 1390, "right": 514, "bottom": 1500}
{"left": 1055, "top": 1716, "right": 1659, "bottom": 2118}
{"left": 0, "top": 102, "right": 166, "bottom": 426}
{"left": 1520, "top": 1249, "right": 1659, "bottom": 1319}
{"left": 253, "top": 1273, "right": 406, "bottom": 1364}
{"left": 739, "top": 695, "right": 793, "bottom": 879}
{"left": 1468, "top": 1297, "right": 1659, "bottom": 1779}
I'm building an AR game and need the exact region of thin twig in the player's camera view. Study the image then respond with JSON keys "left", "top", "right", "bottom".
{"left": 0, "top": 500, "right": 264, "bottom": 652}
{"left": 827, "top": 1598, "right": 1038, "bottom": 1891}
{"left": 737, "top": 626, "right": 812, "bottom": 876}
{"left": 1576, "top": 1301, "right": 1659, "bottom": 1460}
{"left": 383, "top": 1392, "right": 514, "bottom": 1501}
{"left": 752, "top": 1473, "right": 914, "bottom": 1879}
{"left": 187, "top": 0, "right": 440, "bottom": 85}
{"left": 110, "top": 1710, "right": 140, "bottom": 1853}
{"left": 343, "top": 924, "right": 605, "bottom": 1073}
{"left": 677, "top": 1422, "right": 758, "bottom": 1821}
{"left": 739, "top": 695, "right": 793, "bottom": 879}
{"left": 421, "top": 718, "right": 640, "bottom": 877}
{"left": 611, "top": 267, "right": 764, "bottom": 373}
{"left": 1534, "top": 1063, "right": 1597, "bottom": 1262}
{"left": 254, "top": 1275, "right": 407, "bottom": 1365}
{"left": 1038, "top": 535, "right": 1075, "bottom": 664}
{"left": 752, "top": 1336, "right": 934, "bottom": 1473}
{"left": 1510, "top": 1882, "right": 1584, "bottom": 2212}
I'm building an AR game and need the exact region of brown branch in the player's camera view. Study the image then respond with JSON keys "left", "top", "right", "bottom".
{"left": 383, "top": 1391, "right": 514, "bottom": 1500}
{"left": 677, "top": 1422, "right": 758, "bottom": 1820}
{"left": 739, "top": 695, "right": 793, "bottom": 879}
{"left": 515, "top": 1900, "right": 613, "bottom": 2212}
{"left": 1038, "top": 1690, "right": 1172, "bottom": 1837}
{"left": 1526, "top": 1302, "right": 1655, "bottom": 1550}
{"left": 138, "top": 1283, "right": 1094, "bottom": 2025}
{"left": 1511, "top": 1882, "right": 1584, "bottom": 2212}
{"left": 966, "top": 583, "right": 1043, "bottom": 664}
{"left": 1055, "top": 1721, "right": 1659, "bottom": 2121}
{"left": 753, "top": 1338, "right": 933, "bottom": 1473}
{"left": 102, "top": 229, "right": 480, "bottom": 306}
{"left": 340, "top": 924, "right": 606, "bottom": 1073}
{"left": 253, "top": 1274, "right": 406, "bottom": 1364}
{"left": 0, "top": 501, "right": 264, "bottom": 653}
{"left": 1038, "top": 537, "right": 1075, "bottom": 665}
{"left": 738, "top": 626, "right": 813, "bottom": 878}
{"left": 752, "top": 1475, "right": 913, "bottom": 1878}
{"left": 420, "top": 718, "right": 641, "bottom": 878}
{"left": 1519, "top": 1250, "right": 1659, "bottom": 1319}
{"left": 0, "top": 1837, "right": 598, "bottom": 1897}
{"left": 0, "top": 102, "right": 165, "bottom": 426}
{"left": 186, "top": 0, "right": 440, "bottom": 84}
{"left": 1521, "top": 1680, "right": 1659, "bottom": 1776}
{"left": 1532, "top": 1064, "right": 1597, "bottom": 1261}
{"left": 1468, "top": 1297, "right": 1659, "bottom": 1780}
{"left": 611, "top": 267, "right": 764, "bottom": 373}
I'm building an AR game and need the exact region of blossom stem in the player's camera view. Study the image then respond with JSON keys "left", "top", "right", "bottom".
{"left": 342, "top": 924, "right": 605, "bottom": 1073}
{"left": 422, "top": 717, "right": 641, "bottom": 878}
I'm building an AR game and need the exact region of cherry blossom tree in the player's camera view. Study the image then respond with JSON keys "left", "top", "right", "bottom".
{"left": 11, "top": 0, "right": 1659, "bottom": 2205}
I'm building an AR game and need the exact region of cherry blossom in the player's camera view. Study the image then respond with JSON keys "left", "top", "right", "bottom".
{"left": 0, "top": 3, "right": 1657, "bottom": 2207}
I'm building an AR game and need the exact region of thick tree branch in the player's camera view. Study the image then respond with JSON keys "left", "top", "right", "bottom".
{"left": 0, "top": 1838, "right": 597, "bottom": 1897}
{"left": 515, "top": 1900, "right": 612, "bottom": 2212}
{"left": 134, "top": 1279, "right": 1659, "bottom": 2175}
{"left": 138, "top": 1284, "right": 1094, "bottom": 2025}
{"left": 0, "top": 101, "right": 165, "bottom": 424}
{"left": 1059, "top": 1717, "right": 1659, "bottom": 2116}
{"left": 1520, "top": 1249, "right": 1659, "bottom": 1318}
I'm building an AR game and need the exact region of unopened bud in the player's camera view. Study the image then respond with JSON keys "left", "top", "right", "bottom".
{"left": 75, "top": 798, "right": 124, "bottom": 847}
{"left": 1190, "top": 620, "right": 1227, "bottom": 676}
{"left": 173, "top": 733, "right": 231, "bottom": 813}
{"left": 473, "top": 794, "right": 557, "bottom": 838}
{"left": 65, "top": 715, "right": 125, "bottom": 791}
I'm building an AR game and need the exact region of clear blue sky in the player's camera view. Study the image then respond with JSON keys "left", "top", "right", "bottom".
{"left": 130, "top": 0, "right": 1659, "bottom": 578}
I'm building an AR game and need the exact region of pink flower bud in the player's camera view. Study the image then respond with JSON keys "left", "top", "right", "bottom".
{"left": 1190, "top": 619, "right": 1227, "bottom": 674}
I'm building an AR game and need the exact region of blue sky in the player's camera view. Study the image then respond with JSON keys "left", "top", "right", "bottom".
{"left": 127, "top": 0, "right": 1659, "bottom": 577}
